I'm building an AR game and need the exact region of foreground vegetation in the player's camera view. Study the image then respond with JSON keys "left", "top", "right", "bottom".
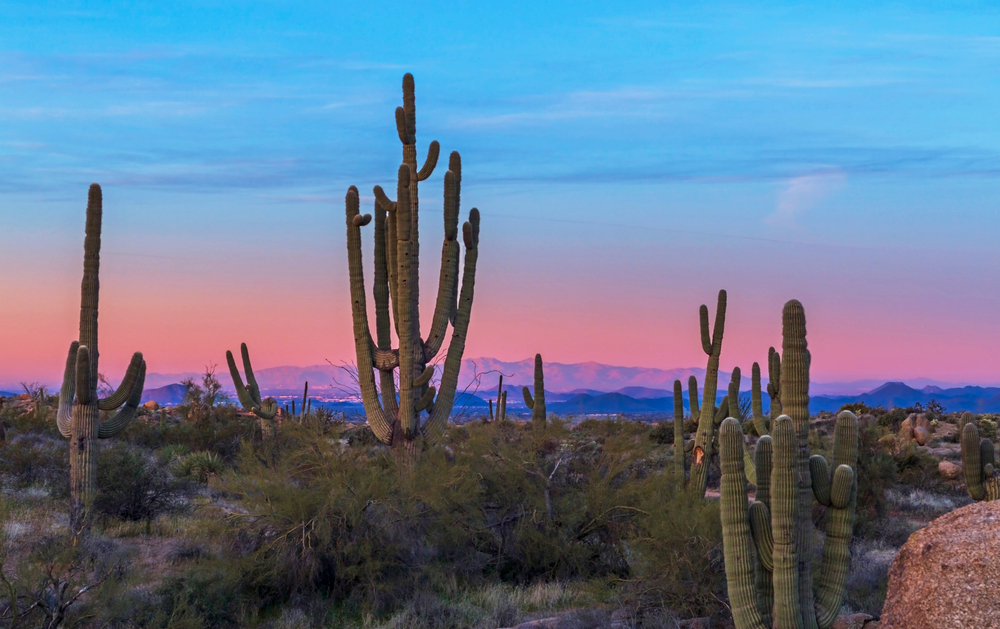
{"left": 0, "top": 377, "right": 979, "bottom": 628}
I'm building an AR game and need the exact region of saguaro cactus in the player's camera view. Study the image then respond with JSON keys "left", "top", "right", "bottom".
{"left": 227, "top": 343, "right": 278, "bottom": 437}
{"left": 960, "top": 421, "right": 1000, "bottom": 501}
{"left": 489, "top": 375, "right": 507, "bottom": 422}
{"left": 346, "top": 74, "right": 479, "bottom": 455}
{"left": 750, "top": 362, "right": 769, "bottom": 436}
{"left": 689, "top": 289, "right": 727, "bottom": 498}
{"left": 673, "top": 380, "right": 686, "bottom": 479}
{"left": 767, "top": 346, "right": 782, "bottom": 421}
{"left": 56, "top": 184, "right": 147, "bottom": 535}
{"left": 718, "top": 300, "right": 859, "bottom": 629}
{"left": 523, "top": 354, "right": 547, "bottom": 430}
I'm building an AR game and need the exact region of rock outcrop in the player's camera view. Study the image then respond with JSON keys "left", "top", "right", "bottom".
{"left": 880, "top": 500, "right": 1000, "bottom": 628}
{"left": 897, "top": 412, "right": 933, "bottom": 446}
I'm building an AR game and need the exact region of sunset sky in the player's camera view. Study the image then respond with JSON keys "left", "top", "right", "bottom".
{"left": 3, "top": 1, "right": 1000, "bottom": 388}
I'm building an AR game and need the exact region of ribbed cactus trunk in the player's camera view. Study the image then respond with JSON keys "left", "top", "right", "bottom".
{"left": 673, "top": 379, "right": 685, "bottom": 480}
{"left": 961, "top": 421, "right": 1000, "bottom": 501}
{"left": 70, "top": 193, "right": 101, "bottom": 535}
{"left": 57, "top": 184, "right": 146, "bottom": 537}
{"left": 718, "top": 300, "right": 859, "bottom": 629}
{"left": 523, "top": 354, "right": 546, "bottom": 431}
{"left": 689, "top": 289, "right": 727, "bottom": 498}
{"left": 346, "top": 74, "right": 480, "bottom": 459}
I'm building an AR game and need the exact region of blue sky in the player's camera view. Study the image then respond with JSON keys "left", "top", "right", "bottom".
{"left": 3, "top": 1, "right": 1000, "bottom": 385}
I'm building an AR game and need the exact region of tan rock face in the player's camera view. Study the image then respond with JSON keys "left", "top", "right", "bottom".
{"left": 142, "top": 400, "right": 159, "bottom": 410}
{"left": 938, "top": 460, "right": 962, "bottom": 479}
{"left": 880, "top": 501, "right": 1000, "bottom": 629}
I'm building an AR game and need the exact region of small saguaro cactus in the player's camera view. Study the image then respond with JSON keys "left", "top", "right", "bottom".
{"left": 523, "top": 354, "right": 547, "bottom": 430}
{"left": 961, "top": 421, "right": 1000, "bottom": 501}
{"left": 226, "top": 343, "right": 278, "bottom": 437}
{"left": 346, "top": 74, "right": 480, "bottom": 456}
{"left": 489, "top": 374, "right": 507, "bottom": 422}
{"left": 767, "top": 346, "right": 782, "bottom": 421}
{"left": 750, "top": 361, "right": 770, "bottom": 436}
{"left": 300, "top": 381, "right": 309, "bottom": 420}
{"left": 718, "top": 300, "right": 859, "bottom": 629}
{"left": 56, "top": 184, "right": 147, "bottom": 536}
{"left": 689, "top": 289, "right": 728, "bottom": 498}
{"left": 673, "top": 379, "right": 687, "bottom": 479}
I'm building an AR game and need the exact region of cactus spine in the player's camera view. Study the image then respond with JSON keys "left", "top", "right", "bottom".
{"left": 522, "top": 354, "right": 547, "bottom": 430}
{"left": 56, "top": 184, "right": 147, "bottom": 535}
{"left": 960, "top": 421, "right": 1000, "bottom": 501}
{"left": 689, "top": 289, "right": 727, "bottom": 498}
{"left": 346, "top": 74, "right": 479, "bottom": 455}
{"left": 227, "top": 343, "right": 278, "bottom": 437}
{"left": 718, "top": 300, "right": 859, "bottom": 629}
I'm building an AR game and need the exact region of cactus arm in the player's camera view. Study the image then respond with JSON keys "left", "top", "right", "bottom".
{"left": 674, "top": 380, "right": 685, "bottom": 480}
{"left": 414, "top": 366, "right": 434, "bottom": 387}
{"left": 523, "top": 387, "right": 535, "bottom": 409}
{"left": 688, "top": 375, "right": 700, "bottom": 419}
{"left": 240, "top": 343, "right": 263, "bottom": 404}
{"left": 423, "top": 154, "right": 462, "bottom": 360}
{"left": 690, "top": 290, "right": 727, "bottom": 498}
{"left": 372, "top": 197, "right": 399, "bottom": 417}
{"left": 57, "top": 341, "right": 79, "bottom": 438}
{"left": 373, "top": 185, "right": 402, "bottom": 336}
{"left": 416, "top": 140, "right": 440, "bottom": 181}
{"left": 699, "top": 304, "right": 713, "bottom": 355}
{"left": 781, "top": 300, "right": 817, "bottom": 629}
{"left": 719, "top": 418, "right": 769, "bottom": 629}
{"left": 372, "top": 346, "right": 400, "bottom": 370}
{"left": 423, "top": 208, "right": 479, "bottom": 437}
{"left": 749, "top": 501, "right": 774, "bottom": 572}
{"left": 771, "top": 416, "right": 803, "bottom": 629}
{"left": 743, "top": 448, "right": 757, "bottom": 487}
{"left": 98, "top": 352, "right": 144, "bottom": 411}
{"left": 98, "top": 359, "right": 145, "bottom": 438}
{"left": 345, "top": 186, "right": 395, "bottom": 445}
{"left": 810, "top": 455, "right": 831, "bottom": 506}
{"left": 75, "top": 345, "right": 92, "bottom": 406}
{"left": 415, "top": 386, "right": 436, "bottom": 412}
{"left": 226, "top": 349, "right": 257, "bottom": 410}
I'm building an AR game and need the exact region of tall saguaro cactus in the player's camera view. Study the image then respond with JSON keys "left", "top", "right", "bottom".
{"left": 960, "top": 421, "right": 1000, "bottom": 501}
{"left": 718, "top": 300, "right": 859, "bottom": 629}
{"left": 346, "top": 74, "right": 480, "bottom": 455}
{"left": 689, "top": 289, "right": 727, "bottom": 497}
{"left": 56, "top": 184, "right": 147, "bottom": 535}
{"left": 227, "top": 343, "right": 278, "bottom": 437}
{"left": 523, "top": 354, "right": 547, "bottom": 430}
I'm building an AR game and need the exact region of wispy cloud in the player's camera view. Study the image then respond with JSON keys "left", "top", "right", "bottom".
{"left": 766, "top": 171, "right": 846, "bottom": 227}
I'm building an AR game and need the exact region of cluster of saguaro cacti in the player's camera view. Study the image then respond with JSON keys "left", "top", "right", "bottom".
{"left": 522, "top": 354, "right": 546, "bottom": 430}
{"left": 719, "top": 300, "right": 859, "bottom": 629}
{"left": 346, "top": 74, "right": 480, "bottom": 455}
{"left": 227, "top": 343, "right": 278, "bottom": 437}
{"left": 678, "top": 368, "right": 738, "bottom": 489}
{"left": 56, "top": 184, "right": 147, "bottom": 535}
{"left": 489, "top": 375, "right": 507, "bottom": 422}
{"left": 688, "top": 289, "right": 728, "bottom": 497}
{"left": 960, "top": 419, "right": 1000, "bottom": 501}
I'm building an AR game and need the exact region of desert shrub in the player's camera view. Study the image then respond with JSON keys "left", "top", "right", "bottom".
{"left": 895, "top": 444, "right": 941, "bottom": 490}
{"left": 878, "top": 407, "right": 908, "bottom": 430}
{"left": 854, "top": 422, "right": 898, "bottom": 538}
{"left": 127, "top": 406, "right": 257, "bottom": 460}
{"left": 95, "top": 443, "right": 188, "bottom": 522}
{"left": 0, "top": 432, "right": 70, "bottom": 496}
{"left": 843, "top": 538, "right": 895, "bottom": 616}
{"left": 979, "top": 416, "right": 999, "bottom": 441}
{"left": 155, "top": 562, "right": 250, "bottom": 627}
{"left": 649, "top": 421, "right": 674, "bottom": 444}
{"left": 173, "top": 451, "right": 225, "bottom": 483}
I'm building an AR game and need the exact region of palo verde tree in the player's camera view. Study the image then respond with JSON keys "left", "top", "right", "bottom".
{"left": 345, "top": 73, "right": 480, "bottom": 457}
{"left": 56, "top": 184, "right": 147, "bottom": 536}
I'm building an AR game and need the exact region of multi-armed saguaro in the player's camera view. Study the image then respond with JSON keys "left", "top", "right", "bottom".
{"left": 719, "top": 300, "right": 859, "bottom": 629}
{"left": 56, "top": 184, "right": 147, "bottom": 535}
{"left": 346, "top": 74, "right": 480, "bottom": 455}
{"left": 522, "top": 354, "right": 547, "bottom": 430}
{"left": 227, "top": 343, "right": 278, "bottom": 437}
{"left": 688, "top": 289, "right": 728, "bottom": 497}
{"left": 961, "top": 419, "right": 1000, "bottom": 501}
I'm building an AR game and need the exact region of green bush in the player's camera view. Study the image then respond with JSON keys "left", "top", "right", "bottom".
{"left": 0, "top": 432, "right": 69, "bottom": 496}
{"left": 173, "top": 451, "right": 225, "bottom": 483}
{"left": 979, "top": 416, "right": 999, "bottom": 442}
{"left": 95, "top": 443, "right": 188, "bottom": 522}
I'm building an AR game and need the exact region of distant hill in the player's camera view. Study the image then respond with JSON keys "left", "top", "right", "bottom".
{"left": 812, "top": 382, "right": 1000, "bottom": 413}
{"left": 549, "top": 393, "right": 676, "bottom": 414}
{"left": 141, "top": 384, "right": 186, "bottom": 406}
{"left": 615, "top": 386, "right": 673, "bottom": 399}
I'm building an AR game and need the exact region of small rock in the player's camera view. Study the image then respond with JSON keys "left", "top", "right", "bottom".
{"left": 938, "top": 460, "right": 962, "bottom": 479}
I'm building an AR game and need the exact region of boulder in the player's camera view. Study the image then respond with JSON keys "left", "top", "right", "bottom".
{"left": 898, "top": 413, "right": 933, "bottom": 446}
{"left": 142, "top": 400, "right": 160, "bottom": 410}
{"left": 938, "top": 460, "right": 962, "bottom": 479}
{"left": 880, "top": 500, "right": 1000, "bottom": 628}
